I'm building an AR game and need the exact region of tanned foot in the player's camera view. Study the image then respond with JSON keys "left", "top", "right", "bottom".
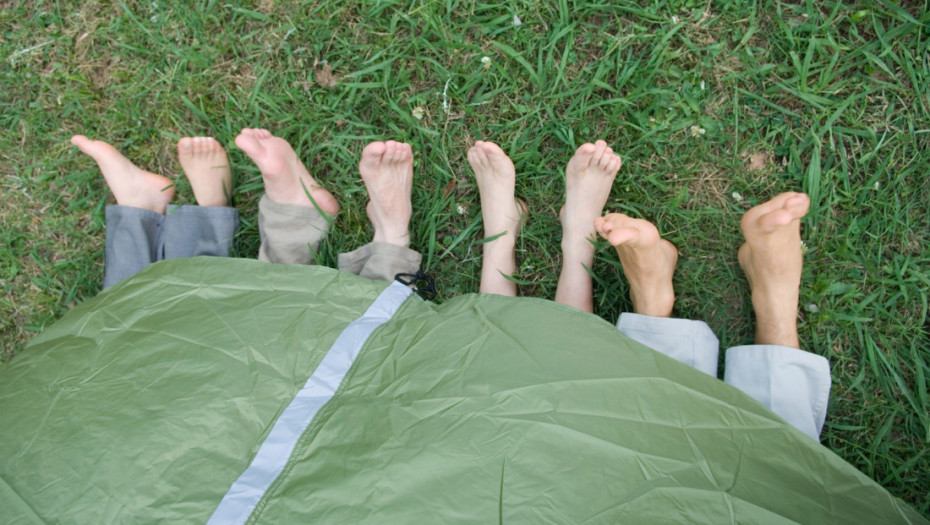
{"left": 71, "top": 135, "right": 175, "bottom": 214}
{"left": 594, "top": 213, "right": 678, "bottom": 317}
{"left": 555, "top": 140, "right": 622, "bottom": 312}
{"left": 358, "top": 140, "right": 414, "bottom": 247}
{"left": 738, "top": 192, "right": 810, "bottom": 348}
{"left": 177, "top": 137, "right": 232, "bottom": 207}
{"left": 467, "top": 140, "right": 524, "bottom": 297}
{"left": 234, "top": 128, "right": 339, "bottom": 214}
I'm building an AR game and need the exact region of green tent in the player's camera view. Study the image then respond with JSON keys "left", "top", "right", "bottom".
{"left": 1, "top": 258, "right": 925, "bottom": 524}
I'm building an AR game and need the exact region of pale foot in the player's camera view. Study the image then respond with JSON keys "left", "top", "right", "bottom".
{"left": 738, "top": 192, "right": 811, "bottom": 348}
{"left": 358, "top": 141, "right": 414, "bottom": 247}
{"left": 234, "top": 128, "right": 339, "bottom": 214}
{"left": 555, "top": 140, "right": 623, "bottom": 311}
{"left": 594, "top": 213, "right": 678, "bottom": 317}
{"left": 177, "top": 137, "right": 232, "bottom": 207}
{"left": 71, "top": 135, "right": 175, "bottom": 214}
{"left": 467, "top": 140, "right": 524, "bottom": 296}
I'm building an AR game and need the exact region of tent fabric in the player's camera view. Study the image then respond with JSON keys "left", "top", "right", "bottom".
{"left": 208, "top": 281, "right": 413, "bottom": 524}
{"left": 0, "top": 257, "right": 925, "bottom": 524}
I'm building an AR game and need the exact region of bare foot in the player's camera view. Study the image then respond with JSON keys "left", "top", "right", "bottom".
{"left": 234, "top": 128, "right": 339, "bottom": 215}
{"left": 70, "top": 135, "right": 175, "bottom": 214}
{"left": 738, "top": 192, "right": 811, "bottom": 348}
{"left": 467, "top": 140, "right": 524, "bottom": 296}
{"left": 358, "top": 141, "right": 414, "bottom": 247}
{"left": 555, "top": 140, "right": 622, "bottom": 312}
{"left": 178, "top": 137, "right": 232, "bottom": 207}
{"left": 594, "top": 213, "right": 678, "bottom": 317}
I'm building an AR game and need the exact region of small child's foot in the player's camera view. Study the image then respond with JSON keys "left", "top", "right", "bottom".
{"left": 738, "top": 192, "right": 810, "bottom": 348}
{"left": 358, "top": 141, "right": 414, "bottom": 247}
{"left": 594, "top": 213, "right": 678, "bottom": 317}
{"left": 234, "top": 128, "right": 339, "bottom": 214}
{"left": 467, "top": 141, "right": 524, "bottom": 296}
{"left": 177, "top": 137, "right": 232, "bottom": 207}
{"left": 71, "top": 135, "right": 175, "bottom": 214}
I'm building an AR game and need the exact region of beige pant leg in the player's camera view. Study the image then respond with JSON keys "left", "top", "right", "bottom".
{"left": 258, "top": 194, "right": 331, "bottom": 264}
{"left": 338, "top": 242, "right": 422, "bottom": 282}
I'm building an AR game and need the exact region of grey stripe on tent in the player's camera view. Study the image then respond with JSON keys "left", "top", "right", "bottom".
{"left": 207, "top": 281, "right": 413, "bottom": 525}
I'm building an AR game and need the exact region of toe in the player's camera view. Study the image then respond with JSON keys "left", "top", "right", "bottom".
{"left": 576, "top": 143, "right": 597, "bottom": 166}
{"left": 785, "top": 193, "right": 811, "bottom": 218}
{"left": 383, "top": 141, "right": 399, "bottom": 162}
{"left": 607, "top": 227, "right": 637, "bottom": 246}
{"left": 758, "top": 209, "right": 794, "bottom": 232}
{"left": 71, "top": 136, "right": 118, "bottom": 161}
{"left": 607, "top": 155, "right": 620, "bottom": 172}
{"left": 466, "top": 147, "right": 480, "bottom": 169}
{"left": 360, "top": 141, "right": 387, "bottom": 174}
{"left": 400, "top": 142, "right": 413, "bottom": 162}
{"left": 468, "top": 146, "right": 487, "bottom": 169}
{"left": 483, "top": 141, "right": 505, "bottom": 158}
{"left": 599, "top": 147, "right": 614, "bottom": 169}
{"left": 235, "top": 133, "right": 262, "bottom": 156}
{"left": 362, "top": 141, "right": 387, "bottom": 160}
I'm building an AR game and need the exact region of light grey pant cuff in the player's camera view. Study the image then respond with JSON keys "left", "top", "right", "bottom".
{"left": 338, "top": 242, "right": 422, "bottom": 282}
{"left": 617, "top": 313, "right": 720, "bottom": 376}
{"left": 164, "top": 205, "right": 239, "bottom": 259}
{"left": 257, "top": 194, "right": 330, "bottom": 265}
{"left": 724, "top": 345, "right": 831, "bottom": 441}
{"left": 104, "top": 205, "right": 164, "bottom": 289}
{"left": 617, "top": 312, "right": 831, "bottom": 441}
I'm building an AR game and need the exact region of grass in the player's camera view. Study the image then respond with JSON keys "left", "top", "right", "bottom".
{"left": 1, "top": 0, "right": 928, "bottom": 515}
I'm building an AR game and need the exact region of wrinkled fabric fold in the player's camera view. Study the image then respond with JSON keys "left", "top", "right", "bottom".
{"left": 338, "top": 242, "right": 422, "bottom": 282}
{"left": 257, "top": 195, "right": 330, "bottom": 264}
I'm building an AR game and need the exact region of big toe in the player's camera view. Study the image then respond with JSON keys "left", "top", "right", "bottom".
{"left": 576, "top": 142, "right": 597, "bottom": 160}
{"left": 235, "top": 132, "right": 264, "bottom": 158}
{"left": 742, "top": 192, "right": 810, "bottom": 235}
{"left": 360, "top": 141, "right": 387, "bottom": 173}
{"left": 177, "top": 137, "right": 195, "bottom": 154}
{"left": 785, "top": 192, "right": 810, "bottom": 218}
{"left": 71, "top": 135, "right": 117, "bottom": 160}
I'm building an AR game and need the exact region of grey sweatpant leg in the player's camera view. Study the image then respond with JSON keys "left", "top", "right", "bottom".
{"left": 104, "top": 204, "right": 239, "bottom": 289}
{"left": 164, "top": 205, "right": 239, "bottom": 259}
{"left": 617, "top": 312, "right": 831, "bottom": 441}
{"left": 104, "top": 206, "right": 164, "bottom": 289}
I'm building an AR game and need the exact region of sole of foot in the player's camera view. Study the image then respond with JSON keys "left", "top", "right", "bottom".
{"left": 71, "top": 135, "right": 175, "bottom": 214}
{"left": 177, "top": 137, "right": 231, "bottom": 207}
{"left": 358, "top": 140, "right": 414, "bottom": 247}
{"left": 561, "top": 140, "right": 622, "bottom": 249}
{"left": 595, "top": 213, "right": 678, "bottom": 318}
{"left": 468, "top": 140, "right": 526, "bottom": 296}
{"left": 738, "top": 191, "right": 810, "bottom": 347}
{"left": 467, "top": 140, "right": 523, "bottom": 242}
{"left": 234, "top": 128, "right": 339, "bottom": 215}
